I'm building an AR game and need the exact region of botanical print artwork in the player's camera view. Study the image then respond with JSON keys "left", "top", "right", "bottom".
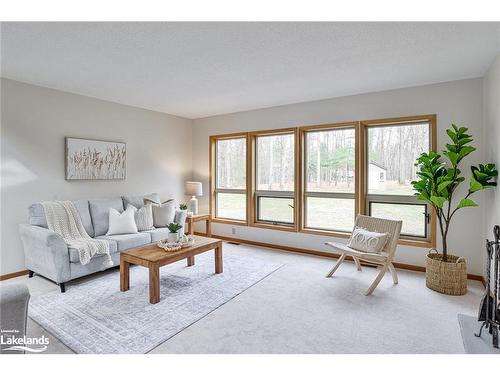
{"left": 66, "top": 138, "right": 126, "bottom": 180}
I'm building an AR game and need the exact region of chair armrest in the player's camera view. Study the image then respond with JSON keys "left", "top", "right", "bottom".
{"left": 18, "top": 224, "right": 70, "bottom": 283}
{"left": 0, "top": 284, "right": 30, "bottom": 354}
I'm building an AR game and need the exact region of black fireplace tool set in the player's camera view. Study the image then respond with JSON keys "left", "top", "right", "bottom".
{"left": 476, "top": 225, "right": 500, "bottom": 348}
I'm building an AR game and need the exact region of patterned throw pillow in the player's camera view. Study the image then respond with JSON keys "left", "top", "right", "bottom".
{"left": 347, "top": 227, "right": 390, "bottom": 253}
{"left": 127, "top": 204, "right": 154, "bottom": 231}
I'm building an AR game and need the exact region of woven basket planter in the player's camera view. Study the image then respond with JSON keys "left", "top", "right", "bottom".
{"left": 425, "top": 251, "right": 467, "bottom": 295}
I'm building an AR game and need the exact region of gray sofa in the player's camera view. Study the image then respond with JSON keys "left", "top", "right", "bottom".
{"left": 19, "top": 194, "right": 186, "bottom": 292}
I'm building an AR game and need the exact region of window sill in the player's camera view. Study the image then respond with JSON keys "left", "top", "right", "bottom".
{"left": 250, "top": 221, "right": 297, "bottom": 232}
{"left": 211, "top": 218, "right": 248, "bottom": 226}
{"left": 212, "top": 219, "right": 435, "bottom": 248}
{"left": 398, "top": 238, "right": 434, "bottom": 249}
{"left": 300, "top": 228, "right": 351, "bottom": 238}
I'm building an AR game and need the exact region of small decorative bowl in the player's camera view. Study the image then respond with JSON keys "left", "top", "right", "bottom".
{"left": 157, "top": 240, "right": 182, "bottom": 252}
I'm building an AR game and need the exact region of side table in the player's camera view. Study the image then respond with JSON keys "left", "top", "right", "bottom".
{"left": 186, "top": 214, "right": 211, "bottom": 237}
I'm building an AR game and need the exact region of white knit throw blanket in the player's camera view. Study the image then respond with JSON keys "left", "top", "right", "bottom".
{"left": 41, "top": 201, "right": 113, "bottom": 267}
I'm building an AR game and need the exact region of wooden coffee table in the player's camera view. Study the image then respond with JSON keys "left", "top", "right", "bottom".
{"left": 120, "top": 235, "right": 223, "bottom": 304}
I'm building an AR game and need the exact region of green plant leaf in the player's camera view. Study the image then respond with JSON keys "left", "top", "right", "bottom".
{"left": 446, "top": 144, "right": 458, "bottom": 153}
{"left": 458, "top": 137, "right": 473, "bottom": 146}
{"left": 430, "top": 195, "right": 446, "bottom": 208}
{"left": 166, "top": 222, "right": 183, "bottom": 233}
{"left": 416, "top": 195, "right": 431, "bottom": 204}
{"left": 446, "top": 129, "right": 457, "bottom": 143}
{"left": 445, "top": 151, "right": 459, "bottom": 166}
{"left": 437, "top": 181, "right": 453, "bottom": 193}
{"left": 457, "top": 198, "right": 478, "bottom": 209}
{"left": 458, "top": 146, "right": 476, "bottom": 159}
{"left": 469, "top": 177, "right": 484, "bottom": 193}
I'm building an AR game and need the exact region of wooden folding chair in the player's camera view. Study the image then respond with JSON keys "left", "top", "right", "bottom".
{"left": 325, "top": 215, "right": 402, "bottom": 295}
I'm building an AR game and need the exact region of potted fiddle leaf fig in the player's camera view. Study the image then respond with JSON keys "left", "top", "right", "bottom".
{"left": 412, "top": 124, "right": 497, "bottom": 295}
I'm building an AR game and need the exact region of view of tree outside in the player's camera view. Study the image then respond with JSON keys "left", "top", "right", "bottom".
{"left": 216, "top": 138, "right": 246, "bottom": 189}
{"left": 215, "top": 137, "right": 246, "bottom": 220}
{"left": 367, "top": 123, "right": 429, "bottom": 195}
{"left": 366, "top": 122, "right": 431, "bottom": 238}
{"left": 213, "top": 120, "right": 431, "bottom": 238}
{"left": 256, "top": 134, "right": 294, "bottom": 191}
{"left": 305, "top": 128, "right": 355, "bottom": 193}
{"left": 304, "top": 128, "right": 356, "bottom": 231}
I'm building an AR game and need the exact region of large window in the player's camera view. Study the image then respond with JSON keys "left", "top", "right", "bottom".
{"left": 212, "top": 135, "right": 247, "bottom": 221}
{"left": 209, "top": 115, "right": 436, "bottom": 247}
{"left": 362, "top": 118, "right": 434, "bottom": 241}
{"left": 255, "top": 132, "right": 295, "bottom": 226}
{"left": 303, "top": 125, "right": 357, "bottom": 232}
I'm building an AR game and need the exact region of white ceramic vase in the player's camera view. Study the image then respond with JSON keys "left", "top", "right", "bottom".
{"left": 167, "top": 232, "right": 179, "bottom": 243}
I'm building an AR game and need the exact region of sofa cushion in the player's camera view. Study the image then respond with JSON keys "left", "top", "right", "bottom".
{"left": 128, "top": 204, "right": 154, "bottom": 231}
{"left": 143, "top": 228, "right": 170, "bottom": 242}
{"left": 29, "top": 200, "right": 94, "bottom": 237}
{"left": 106, "top": 206, "right": 138, "bottom": 235}
{"left": 95, "top": 232, "right": 151, "bottom": 252}
{"left": 122, "top": 193, "right": 160, "bottom": 209}
{"left": 68, "top": 239, "right": 118, "bottom": 263}
{"left": 151, "top": 201, "right": 176, "bottom": 228}
{"left": 89, "top": 198, "right": 124, "bottom": 236}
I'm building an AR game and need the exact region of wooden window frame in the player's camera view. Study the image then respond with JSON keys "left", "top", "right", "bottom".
{"left": 248, "top": 128, "right": 299, "bottom": 232}
{"left": 360, "top": 114, "right": 437, "bottom": 248}
{"left": 298, "top": 122, "right": 359, "bottom": 238}
{"left": 209, "top": 132, "right": 249, "bottom": 226}
{"left": 208, "top": 115, "right": 436, "bottom": 248}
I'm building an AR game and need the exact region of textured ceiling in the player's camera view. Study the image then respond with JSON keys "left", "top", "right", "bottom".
{"left": 1, "top": 22, "right": 499, "bottom": 119}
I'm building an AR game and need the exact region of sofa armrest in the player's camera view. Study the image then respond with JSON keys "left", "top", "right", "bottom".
{"left": 19, "top": 224, "right": 70, "bottom": 283}
{"left": 174, "top": 210, "right": 188, "bottom": 234}
{"left": 0, "top": 284, "right": 30, "bottom": 354}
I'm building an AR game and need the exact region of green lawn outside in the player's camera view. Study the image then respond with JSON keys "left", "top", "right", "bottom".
{"left": 216, "top": 193, "right": 425, "bottom": 237}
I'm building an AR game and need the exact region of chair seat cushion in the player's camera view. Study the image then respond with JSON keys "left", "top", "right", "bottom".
{"left": 96, "top": 232, "right": 151, "bottom": 252}
{"left": 68, "top": 239, "right": 118, "bottom": 263}
{"left": 142, "top": 228, "right": 170, "bottom": 242}
{"left": 325, "top": 241, "right": 389, "bottom": 260}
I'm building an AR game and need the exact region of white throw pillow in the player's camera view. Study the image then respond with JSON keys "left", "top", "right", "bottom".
{"left": 106, "top": 206, "right": 138, "bottom": 235}
{"left": 151, "top": 200, "right": 176, "bottom": 228}
{"left": 127, "top": 204, "right": 154, "bottom": 231}
{"left": 347, "top": 227, "right": 390, "bottom": 253}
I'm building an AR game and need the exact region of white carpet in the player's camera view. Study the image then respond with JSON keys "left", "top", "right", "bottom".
{"left": 5, "top": 242, "right": 484, "bottom": 354}
{"left": 28, "top": 251, "right": 282, "bottom": 354}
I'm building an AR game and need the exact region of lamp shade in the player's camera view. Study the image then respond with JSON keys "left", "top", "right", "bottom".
{"left": 185, "top": 181, "right": 203, "bottom": 197}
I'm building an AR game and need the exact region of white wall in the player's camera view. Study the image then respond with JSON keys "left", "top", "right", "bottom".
{"left": 1, "top": 79, "right": 193, "bottom": 274}
{"left": 483, "top": 53, "right": 500, "bottom": 274}
{"left": 192, "top": 78, "right": 488, "bottom": 275}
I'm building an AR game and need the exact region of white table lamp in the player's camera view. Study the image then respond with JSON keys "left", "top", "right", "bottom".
{"left": 185, "top": 181, "right": 203, "bottom": 215}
